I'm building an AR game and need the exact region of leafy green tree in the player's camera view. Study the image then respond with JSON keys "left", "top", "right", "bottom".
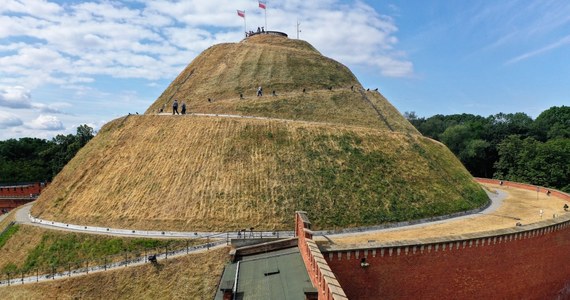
{"left": 0, "top": 125, "right": 95, "bottom": 183}
{"left": 494, "top": 136, "right": 570, "bottom": 192}
{"left": 533, "top": 106, "right": 570, "bottom": 141}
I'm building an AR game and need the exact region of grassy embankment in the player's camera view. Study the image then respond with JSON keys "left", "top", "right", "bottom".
{"left": 32, "top": 116, "right": 487, "bottom": 231}
{"left": 0, "top": 247, "right": 229, "bottom": 300}
{"left": 0, "top": 225, "right": 194, "bottom": 275}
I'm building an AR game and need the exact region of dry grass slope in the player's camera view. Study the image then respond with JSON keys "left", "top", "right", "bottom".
{"left": 0, "top": 247, "right": 229, "bottom": 300}
{"left": 32, "top": 115, "right": 486, "bottom": 231}
{"left": 145, "top": 34, "right": 419, "bottom": 134}
{"left": 146, "top": 35, "right": 352, "bottom": 112}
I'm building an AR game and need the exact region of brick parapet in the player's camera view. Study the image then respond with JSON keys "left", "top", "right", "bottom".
{"left": 0, "top": 182, "right": 46, "bottom": 197}
{"left": 321, "top": 180, "right": 570, "bottom": 299}
{"left": 325, "top": 220, "right": 570, "bottom": 298}
{"left": 296, "top": 212, "right": 348, "bottom": 300}
{"left": 475, "top": 177, "right": 570, "bottom": 201}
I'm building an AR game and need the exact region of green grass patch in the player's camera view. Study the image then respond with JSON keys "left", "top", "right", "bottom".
{"left": 15, "top": 232, "right": 191, "bottom": 273}
{"left": 0, "top": 223, "right": 19, "bottom": 249}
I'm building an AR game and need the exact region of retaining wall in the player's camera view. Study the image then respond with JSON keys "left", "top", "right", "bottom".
{"left": 323, "top": 180, "right": 570, "bottom": 299}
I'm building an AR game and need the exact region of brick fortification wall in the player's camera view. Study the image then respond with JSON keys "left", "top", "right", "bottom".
{"left": 0, "top": 182, "right": 45, "bottom": 197}
{"left": 324, "top": 180, "right": 570, "bottom": 299}
{"left": 296, "top": 212, "right": 348, "bottom": 300}
{"left": 475, "top": 177, "right": 570, "bottom": 201}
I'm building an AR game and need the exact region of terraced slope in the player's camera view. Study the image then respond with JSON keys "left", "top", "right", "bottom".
{"left": 31, "top": 34, "right": 487, "bottom": 231}
{"left": 144, "top": 35, "right": 418, "bottom": 134}
{"left": 32, "top": 115, "right": 486, "bottom": 231}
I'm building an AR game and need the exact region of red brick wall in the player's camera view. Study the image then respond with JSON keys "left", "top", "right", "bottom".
{"left": 325, "top": 221, "right": 570, "bottom": 299}
{"left": 0, "top": 182, "right": 45, "bottom": 197}
{"left": 475, "top": 178, "right": 570, "bottom": 201}
{"left": 296, "top": 212, "right": 348, "bottom": 300}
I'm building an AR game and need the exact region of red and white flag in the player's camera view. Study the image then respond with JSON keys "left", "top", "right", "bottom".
{"left": 237, "top": 10, "right": 245, "bottom": 18}
{"left": 258, "top": 1, "right": 266, "bottom": 9}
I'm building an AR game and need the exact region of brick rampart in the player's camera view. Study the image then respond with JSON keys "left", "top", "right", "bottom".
{"left": 0, "top": 182, "right": 45, "bottom": 197}
{"left": 322, "top": 181, "right": 570, "bottom": 299}
{"left": 296, "top": 212, "right": 348, "bottom": 300}
{"left": 475, "top": 177, "right": 570, "bottom": 201}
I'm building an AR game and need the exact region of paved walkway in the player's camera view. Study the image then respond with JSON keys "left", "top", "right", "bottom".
{"left": 15, "top": 203, "right": 294, "bottom": 240}
{"left": 322, "top": 183, "right": 570, "bottom": 245}
{"left": 13, "top": 189, "right": 506, "bottom": 241}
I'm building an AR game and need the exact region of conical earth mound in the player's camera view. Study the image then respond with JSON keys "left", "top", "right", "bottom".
{"left": 32, "top": 34, "right": 487, "bottom": 231}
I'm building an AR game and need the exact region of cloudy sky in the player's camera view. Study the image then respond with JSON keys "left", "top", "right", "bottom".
{"left": 1, "top": 0, "right": 569, "bottom": 140}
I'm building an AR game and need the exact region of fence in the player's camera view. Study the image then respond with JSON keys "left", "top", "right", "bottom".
{"left": 0, "top": 239, "right": 226, "bottom": 287}
{"left": 29, "top": 214, "right": 295, "bottom": 239}
{"left": 0, "top": 229, "right": 297, "bottom": 287}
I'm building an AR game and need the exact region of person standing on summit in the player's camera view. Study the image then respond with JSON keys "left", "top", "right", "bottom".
{"left": 172, "top": 99, "right": 179, "bottom": 115}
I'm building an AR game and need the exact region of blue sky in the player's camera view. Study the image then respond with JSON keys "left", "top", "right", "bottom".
{"left": 0, "top": 0, "right": 569, "bottom": 139}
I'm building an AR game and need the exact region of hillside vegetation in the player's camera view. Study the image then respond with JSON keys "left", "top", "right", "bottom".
{"left": 0, "top": 225, "right": 191, "bottom": 275}
{"left": 31, "top": 34, "right": 487, "bottom": 233}
{"left": 32, "top": 115, "right": 486, "bottom": 231}
{"left": 144, "top": 35, "right": 418, "bottom": 134}
{"left": 0, "top": 247, "right": 228, "bottom": 300}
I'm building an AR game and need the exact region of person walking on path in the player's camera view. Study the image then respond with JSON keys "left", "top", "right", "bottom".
{"left": 181, "top": 101, "right": 187, "bottom": 115}
{"left": 172, "top": 99, "right": 179, "bottom": 115}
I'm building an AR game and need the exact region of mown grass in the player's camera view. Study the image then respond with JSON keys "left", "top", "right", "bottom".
{"left": 0, "top": 225, "right": 192, "bottom": 274}
{"left": 33, "top": 116, "right": 487, "bottom": 231}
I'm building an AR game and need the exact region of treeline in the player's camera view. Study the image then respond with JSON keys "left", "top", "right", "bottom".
{"left": 0, "top": 125, "right": 94, "bottom": 184}
{"left": 406, "top": 106, "right": 569, "bottom": 192}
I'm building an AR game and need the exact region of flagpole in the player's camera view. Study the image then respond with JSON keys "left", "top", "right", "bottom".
{"left": 265, "top": 5, "right": 267, "bottom": 31}
{"left": 244, "top": 12, "right": 247, "bottom": 37}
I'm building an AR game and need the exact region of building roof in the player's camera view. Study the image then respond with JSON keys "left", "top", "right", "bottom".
{"left": 215, "top": 247, "right": 313, "bottom": 300}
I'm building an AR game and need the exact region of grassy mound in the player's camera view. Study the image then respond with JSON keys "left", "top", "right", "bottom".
{"left": 143, "top": 35, "right": 419, "bottom": 132}
{"left": 32, "top": 115, "right": 487, "bottom": 231}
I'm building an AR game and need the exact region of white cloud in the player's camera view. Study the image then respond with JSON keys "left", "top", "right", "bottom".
{"left": 0, "top": 0, "right": 62, "bottom": 16}
{"left": 506, "top": 34, "right": 570, "bottom": 65}
{"left": 0, "top": 0, "right": 414, "bottom": 139}
{"left": 0, "top": 0, "right": 412, "bottom": 85}
{"left": 0, "top": 86, "right": 32, "bottom": 108}
{"left": 27, "top": 114, "right": 64, "bottom": 131}
{"left": 0, "top": 111, "right": 23, "bottom": 129}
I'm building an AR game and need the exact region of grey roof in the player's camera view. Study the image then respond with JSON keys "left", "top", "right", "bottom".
{"left": 215, "top": 247, "right": 313, "bottom": 300}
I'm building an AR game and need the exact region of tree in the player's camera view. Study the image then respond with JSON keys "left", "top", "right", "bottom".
{"left": 0, "top": 125, "right": 95, "bottom": 183}
{"left": 494, "top": 136, "right": 570, "bottom": 192}
{"left": 533, "top": 106, "right": 570, "bottom": 141}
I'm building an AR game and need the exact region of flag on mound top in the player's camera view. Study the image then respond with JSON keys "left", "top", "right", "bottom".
{"left": 259, "top": 1, "right": 267, "bottom": 9}
{"left": 237, "top": 10, "right": 245, "bottom": 18}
